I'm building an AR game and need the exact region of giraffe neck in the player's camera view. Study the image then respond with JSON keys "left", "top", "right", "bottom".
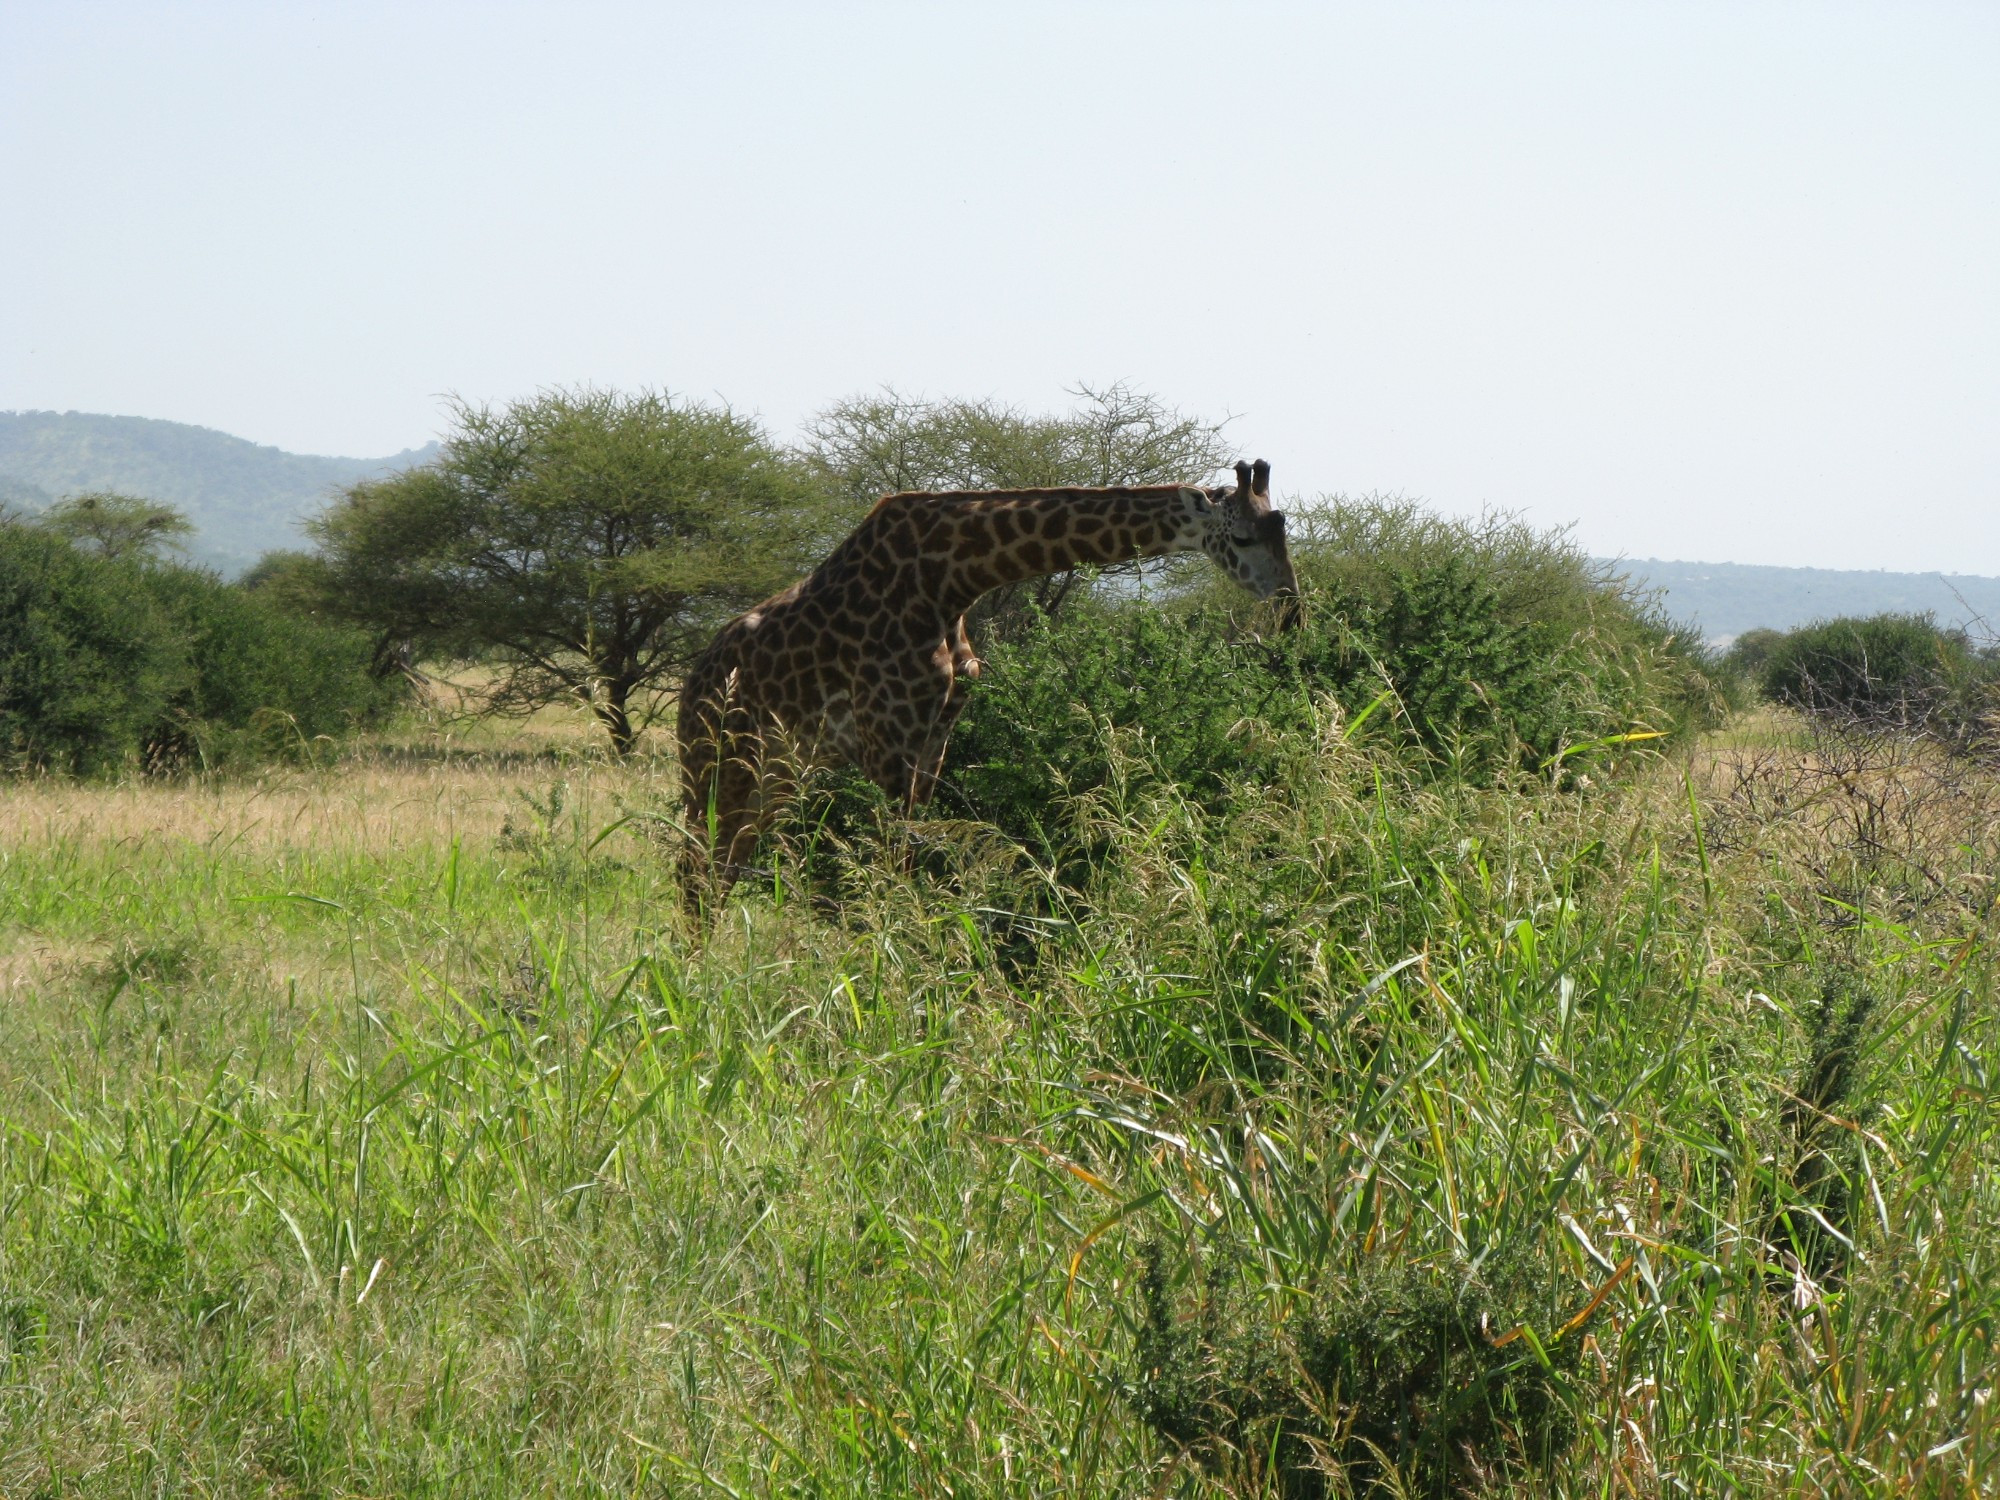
{"left": 886, "top": 486, "right": 1208, "bottom": 617}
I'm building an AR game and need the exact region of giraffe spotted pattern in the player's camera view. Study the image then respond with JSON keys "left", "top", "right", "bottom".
{"left": 679, "top": 459, "right": 1294, "bottom": 897}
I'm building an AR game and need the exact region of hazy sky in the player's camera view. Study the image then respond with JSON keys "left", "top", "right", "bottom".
{"left": 3, "top": 3, "right": 1995, "bottom": 571}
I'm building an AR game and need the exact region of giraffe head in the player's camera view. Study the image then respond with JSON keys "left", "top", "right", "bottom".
{"left": 1200, "top": 458, "right": 1298, "bottom": 604}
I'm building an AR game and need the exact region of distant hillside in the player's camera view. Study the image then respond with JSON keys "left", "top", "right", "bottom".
{"left": 0, "top": 411, "right": 437, "bottom": 574}
{"left": 1605, "top": 558, "right": 2000, "bottom": 644}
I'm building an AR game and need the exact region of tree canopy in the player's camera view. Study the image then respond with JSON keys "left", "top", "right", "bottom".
{"left": 800, "top": 381, "right": 1232, "bottom": 500}
{"left": 36, "top": 491, "right": 195, "bottom": 560}
{"left": 306, "top": 388, "right": 830, "bottom": 754}
{"left": 800, "top": 383, "right": 1235, "bottom": 619}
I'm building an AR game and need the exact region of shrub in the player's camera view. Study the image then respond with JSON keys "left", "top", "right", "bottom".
{"left": 1759, "top": 613, "right": 1995, "bottom": 739}
{"left": 0, "top": 522, "right": 395, "bottom": 774}
{"left": 1291, "top": 553, "right": 1571, "bottom": 769}
{"left": 939, "top": 599, "right": 1292, "bottom": 848}
{"left": 1724, "top": 626, "right": 1787, "bottom": 680}
{"left": 1280, "top": 502, "right": 1724, "bottom": 766}
{"left": 1131, "top": 1247, "right": 1589, "bottom": 1497}
{"left": 139, "top": 564, "right": 395, "bottom": 767}
{"left": 940, "top": 500, "right": 1723, "bottom": 850}
{"left": 0, "top": 524, "right": 182, "bottom": 773}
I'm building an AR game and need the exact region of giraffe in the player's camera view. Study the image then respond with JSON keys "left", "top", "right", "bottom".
{"left": 678, "top": 458, "right": 1295, "bottom": 895}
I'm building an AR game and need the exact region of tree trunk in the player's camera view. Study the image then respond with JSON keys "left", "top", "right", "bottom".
{"left": 596, "top": 676, "right": 637, "bottom": 756}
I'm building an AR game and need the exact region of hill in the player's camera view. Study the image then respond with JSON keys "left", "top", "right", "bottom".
{"left": 0, "top": 410, "right": 437, "bottom": 574}
{"left": 1603, "top": 557, "right": 2000, "bottom": 643}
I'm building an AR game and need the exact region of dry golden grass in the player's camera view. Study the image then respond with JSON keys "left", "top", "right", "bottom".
{"left": 0, "top": 936, "right": 97, "bottom": 1003}
{"left": 1, "top": 753, "right": 639, "bottom": 857}
{"left": 0, "top": 692, "right": 683, "bottom": 862}
{"left": 1677, "top": 705, "right": 2000, "bottom": 950}
{"left": 410, "top": 664, "right": 680, "bottom": 752}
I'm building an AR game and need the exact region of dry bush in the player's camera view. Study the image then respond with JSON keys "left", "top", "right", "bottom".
{"left": 1701, "top": 709, "right": 2000, "bottom": 929}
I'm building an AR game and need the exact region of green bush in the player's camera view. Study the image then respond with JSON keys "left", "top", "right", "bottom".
{"left": 1758, "top": 613, "right": 1995, "bottom": 735}
{"left": 139, "top": 564, "right": 395, "bottom": 767}
{"left": 0, "top": 522, "right": 395, "bottom": 774}
{"left": 940, "top": 500, "right": 1721, "bottom": 850}
{"left": 1296, "top": 553, "right": 1569, "bottom": 768}
{"left": 1281, "top": 501, "right": 1723, "bottom": 767}
{"left": 939, "top": 599, "right": 1290, "bottom": 846}
{"left": 1723, "top": 626, "right": 1786, "bottom": 680}
{"left": 1132, "top": 1248, "right": 1588, "bottom": 1497}
{"left": 0, "top": 525, "right": 181, "bottom": 773}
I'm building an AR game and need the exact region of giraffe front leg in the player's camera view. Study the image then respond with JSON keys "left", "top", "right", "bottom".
{"left": 679, "top": 702, "right": 773, "bottom": 909}
{"left": 854, "top": 659, "right": 953, "bottom": 816}
{"left": 851, "top": 726, "right": 931, "bottom": 884}
{"left": 857, "top": 729, "right": 924, "bottom": 816}
{"left": 680, "top": 762, "right": 761, "bottom": 910}
{"left": 678, "top": 679, "right": 726, "bottom": 908}
{"left": 910, "top": 618, "right": 977, "bottom": 805}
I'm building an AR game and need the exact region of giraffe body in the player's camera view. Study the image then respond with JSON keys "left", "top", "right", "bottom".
{"left": 679, "top": 463, "right": 1292, "bottom": 892}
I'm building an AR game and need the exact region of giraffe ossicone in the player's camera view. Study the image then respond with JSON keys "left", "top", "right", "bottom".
{"left": 678, "top": 458, "right": 1295, "bottom": 898}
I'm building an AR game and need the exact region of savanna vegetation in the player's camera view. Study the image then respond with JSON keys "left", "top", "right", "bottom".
{"left": 3, "top": 388, "right": 1999, "bottom": 1495}
{"left": 1729, "top": 612, "right": 2000, "bottom": 753}
{"left": 0, "top": 518, "right": 398, "bottom": 775}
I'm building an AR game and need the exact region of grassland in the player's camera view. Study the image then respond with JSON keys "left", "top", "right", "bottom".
{"left": 2, "top": 698, "right": 1997, "bottom": 1496}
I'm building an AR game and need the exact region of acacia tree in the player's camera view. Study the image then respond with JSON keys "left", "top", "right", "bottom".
{"left": 308, "top": 388, "right": 823, "bottom": 754}
{"left": 799, "top": 382, "right": 1234, "bottom": 620}
{"left": 37, "top": 492, "right": 195, "bottom": 561}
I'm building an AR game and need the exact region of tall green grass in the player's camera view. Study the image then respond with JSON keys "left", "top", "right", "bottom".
{"left": 2, "top": 706, "right": 1996, "bottom": 1493}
